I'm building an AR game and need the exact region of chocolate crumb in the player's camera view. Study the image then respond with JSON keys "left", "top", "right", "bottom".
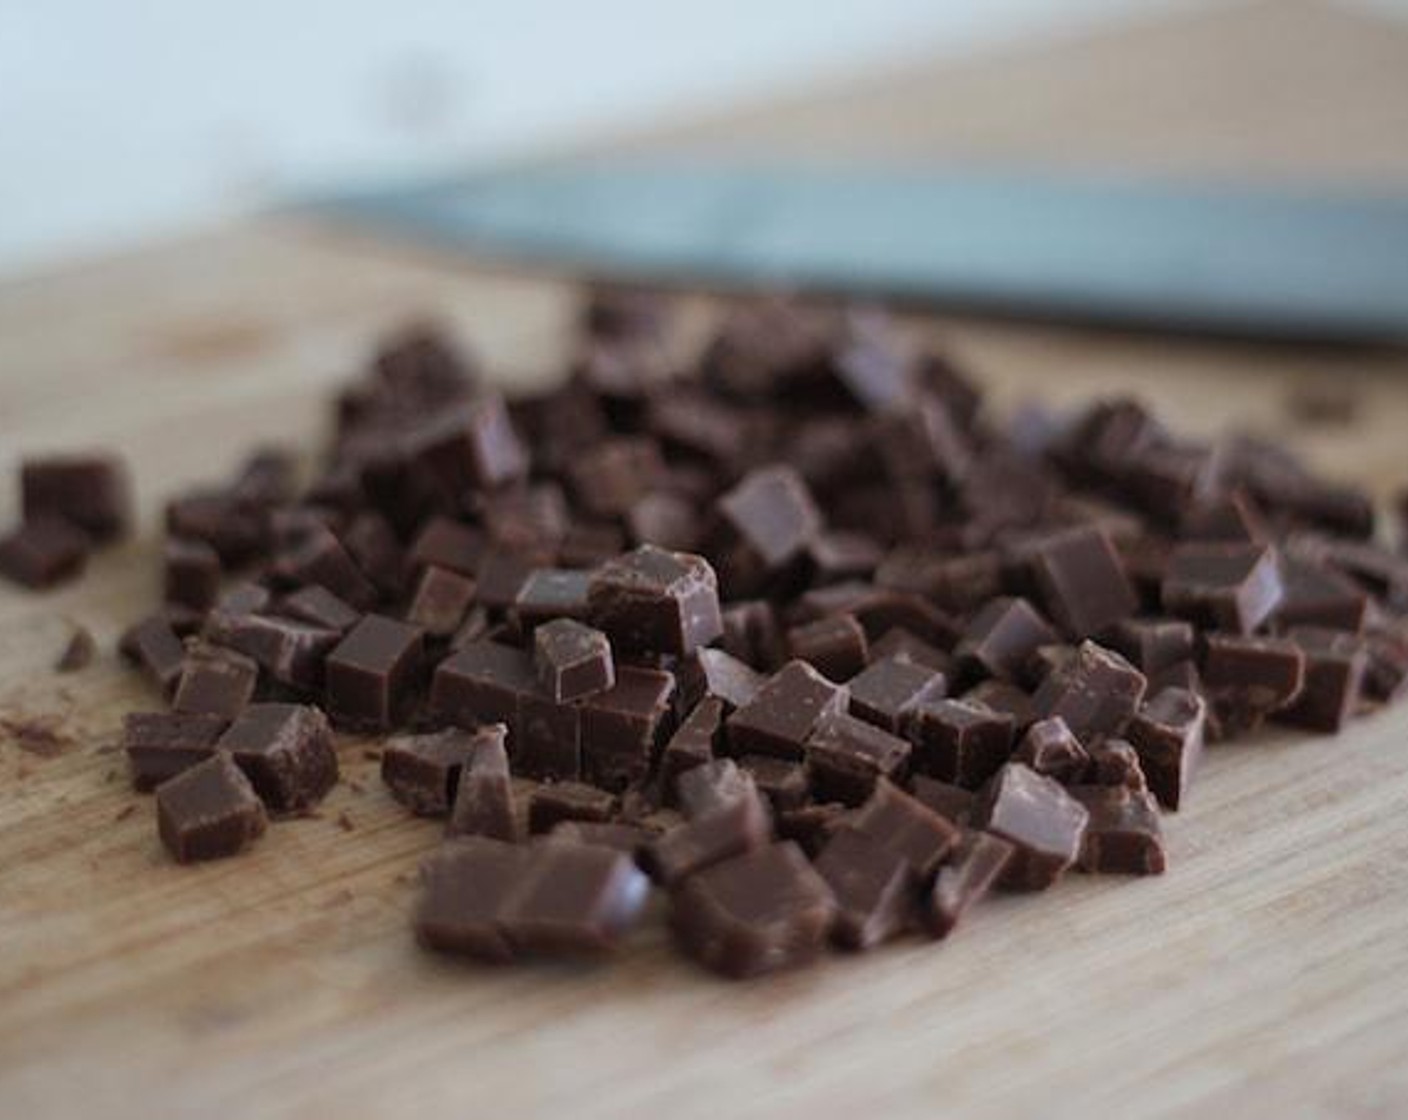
{"left": 55, "top": 625, "right": 97, "bottom": 672}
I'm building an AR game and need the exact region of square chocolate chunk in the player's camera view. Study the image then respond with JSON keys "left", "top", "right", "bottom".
{"left": 1031, "top": 639, "right": 1147, "bottom": 740}
{"left": 647, "top": 784, "right": 772, "bottom": 887}
{"left": 1012, "top": 716, "right": 1090, "bottom": 785}
{"left": 1028, "top": 526, "right": 1138, "bottom": 638}
{"left": 1124, "top": 687, "right": 1206, "bottom": 810}
{"left": 955, "top": 597, "right": 1058, "bottom": 683}
{"left": 805, "top": 712, "right": 911, "bottom": 806}
{"left": 693, "top": 648, "right": 765, "bottom": 711}
{"left": 431, "top": 640, "right": 536, "bottom": 731}
{"left": 204, "top": 610, "right": 341, "bottom": 692}
{"left": 974, "top": 762, "right": 1089, "bottom": 891}
{"left": 280, "top": 585, "right": 361, "bottom": 634}
{"left": 120, "top": 614, "right": 188, "bottom": 697}
{"left": 407, "top": 565, "right": 477, "bottom": 638}
{"left": 172, "top": 645, "right": 258, "bottom": 719}
{"left": 1069, "top": 785, "right": 1166, "bottom": 875}
{"left": 846, "top": 656, "right": 947, "bottom": 734}
{"left": 501, "top": 843, "right": 650, "bottom": 955}
{"left": 0, "top": 517, "right": 90, "bottom": 590}
{"left": 514, "top": 568, "right": 593, "bottom": 631}
{"left": 124, "top": 711, "right": 228, "bottom": 791}
{"left": 382, "top": 728, "right": 478, "bottom": 816}
{"left": 908, "top": 697, "right": 1015, "bottom": 789}
{"left": 580, "top": 665, "right": 675, "bottom": 791}
{"left": 21, "top": 453, "right": 132, "bottom": 541}
{"left": 737, "top": 754, "right": 810, "bottom": 811}
{"left": 156, "top": 754, "right": 267, "bottom": 863}
{"left": 1277, "top": 627, "right": 1368, "bottom": 733}
{"left": 534, "top": 618, "right": 615, "bottom": 703}
{"left": 163, "top": 537, "right": 221, "bottom": 611}
{"left": 528, "top": 781, "right": 618, "bottom": 835}
{"left": 786, "top": 614, "right": 869, "bottom": 682}
{"left": 587, "top": 545, "right": 723, "bottom": 657}
{"left": 670, "top": 842, "right": 837, "bottom": 979}
{"left": 1101, "top": 617, "right": 1195, "bottom": 676}
{"left": 848, "top": 778, "right": 961, "bottom": 879}
{"left": 814, "top": 828, "right": 913, "bottom": 950}
{"left": 726, "top": 660, "right": 849, "bottom": 760}
{"left": 218, "top": 703, "right": 338, "bottom": 813}
{"left": 416, "top": 838, "right": 529, "bottom": 962}
{"left": 1162, "top": 542, "right": 1283, "bottom": 633}
{"left": 325, "top": 615, "right": 425, "bottom": 729}
{"left": 1201, "top": 633, "right": 1306, "bottom": 735}
{"left": 710, "top": 466, "right": 823, "bottom": 597}
{"left": 922, "top": 831, "right": 1014, "bottom": 938}
{"left": 661, "top": 698, "right": 723, "bottom": 798}
{"left": 516, "top": 687, "right": 582, "bottom": 781}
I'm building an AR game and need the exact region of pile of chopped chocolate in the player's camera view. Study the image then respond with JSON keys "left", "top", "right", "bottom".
{"left": 6, "top": 291, "right": 1408, "bottom": 980}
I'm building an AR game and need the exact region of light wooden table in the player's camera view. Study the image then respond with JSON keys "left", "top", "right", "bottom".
{"left": 3, "top": 3, "right": 1408, "bottom": 1118}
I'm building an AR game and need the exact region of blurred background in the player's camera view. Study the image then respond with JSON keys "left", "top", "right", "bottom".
{"left": 6, "top": 0, "right": 1404, "bottom": 278}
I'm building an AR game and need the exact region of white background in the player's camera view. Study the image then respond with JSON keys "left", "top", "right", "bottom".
{"left": 2, "top": 0, "right": 1404, "bottom": 275}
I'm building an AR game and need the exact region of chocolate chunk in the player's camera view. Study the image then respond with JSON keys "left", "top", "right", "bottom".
{"left": 775, "top": 801, "right": 851, "bottom": 856}
{"left": 726, "top": 660, "right": 849, "bottom": 760}
{"left": 401, "top": 393, "right": 528, "bottom": 493}
{"left": 805, "top": 711, "right": 911, "bottom": 806}
{"left": 1276, "top": 627, "right": 1368, "bottom": 733}
{"left": 567, "top": 436, "right": 662, "bottom": 518}
{"left": 55, "top": 624, "right": 96, "bottom": 672}
{"left": 514, "top": 568, "right": 593, "bottom": 631}
{"left": 1087, "top": 738, "right": 1149, "bottom": 793}
{"left": 1274, "top": 558, "right": 1369, "bottom": 632}
{"left": 661, "top": 698, "right": 723, "bottom": 798}
{"left": 276, "top": 525, "right": 376, "bottom": 610}
{"left": 432, "top": 639, "right": 536, "bottom": 730}
{"left": 1012, "top": 717, "right": 1090, "bottom": 784}
{"left": 974, "top": 763, "right": 1089, "bottom": 890}
{"left": 710, "top": 466, "right": 823, "bottom": 596}
{"left": 848, "top": 779, "right": 961, "bottom": 879}
{"left": 1201, "top": 633, "right": 1306, "bottom": 733}
{"left": 1069, "top": 786, "right": 1166, "bottom": 875}
{"left": 447, "top": 725, "right": 518, "bottom": 841}
{"left": 218, "top": 581, "right": 274, "bottom": 616}
{"left": 921, "top": 831, "right": 1014, "bottom": 938}
{"left": 804, "top": 530, "right": 883, "bottom": 586}
{"left": 693, "top": 648, "right": 765, "bottom": 711}
{"left": 165, "top": 488, "right": 266, "bottom": 565}
{"left": 868, "top": 627, "right": 951, "bottom": 672}
{"left": 501, "top": 842, "right": 649, "bottom": 955}
{"left": 910, "top": 775, "right": 975, "bottom": 825}
{"left": 156, "top": 753, "right": 267, "bottom": 863}
{"left": 718, "top": 599, "right": 786, "bottom": 671}
{"left": 846, "top": 656, "right": 947, "bottom": 733}
{"left": 670, "top": 842, "right": 837, "bottom": 978}
{"left": 534, "top": 619, "right": 614, "bottom": 703}
{"left": 123, "top": 711, "right": 228, "bottom": 791}
{"left": 587, "top": 545, "right": 722, "bottom": 657}
{"left": 908, "top": 698, "right": 1015, "bottom": 789}
{"left": 549, "top": 820, "right": 650, "bottom": 861}
{"left": 218, "top": 703, "right": 337, "bottom": 813}
{"left": 473, "top": 547, "right": 540, "bottom": 614}
{"left": 528, "top": 781, "right": 617, "bottom": 834}
{"left": 558, "top": 522, "right": 627, "bottom": 568}
{"left": 325, "top": 615, "right": 424, "bottom": 729}
{"left": 1125, "top": 687, "right": 1207, "bottom": 810}
{"left": 280, "top": 585, "right": 361, "bottom": 634}
{"left": 676, "top": 758, "right": 756, "bottom": 820}
{"left": 416, "top": 838, "right": 527, "bottom": 962}
{"left": 407, "top": 565, "right": 477, "bottom": 638}
{"left": 955, "top": 597, "right": 1058, "bottom": 683}
{"left": 405, "top": 516, "right": 486, "bottom": 579}
{"left": 163, "top": 537, "right": 221, "bottom": 611}
{"left": 1100, "top": 618, "right": 1195, "bottom": 676}
{"left": 119, "top": 613, "right": 187, "bottom": 696}
{"left": 1162, "top": 542, "right": 1283, "bottom": 634}
{"left": 204, "top": 610, "right": 340, "bottom": 691}
{"left": 515, "top": 686, "right": 581, "bottom": 780}
{"left": 0, "top": 517, "right": 89, "bottom": 589}
{"left": 962, "top": 679, "right": 1037, "bottom": 729}
{"left": 1031, "top": 639, "right": 1147, "bottom": 740}
{"left": 647, "top": 782, "right": 772, "bottom": 887}
{"left": 736, "top": 754, "right": 810, "bottom": 811}
{"left": 1179, "top": 490, "right": 1270, "bottom": 544}
{"left": 172, "top": 644, "right": 258, "bottom": 718}
{"left": 1028, "top": 527, "right": 1138, "bottom": 637}
{"left": 21, "top": 453, "right": 131, "bottom": 541}
{"left": 580, "top": 665, "right": 675, "bottom": 791}
{"left": 383, "top": 728, "right": 478, "bottom": 816}
{"left": 786, "top": 614, "right": 868, "bottom": 682}
{"left": 814, "top": 828, "right": 914, "bottom": 950}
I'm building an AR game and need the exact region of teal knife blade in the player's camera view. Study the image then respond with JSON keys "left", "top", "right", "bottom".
{"left": 309, "top": 160, "right": 1408, "bottom": 343}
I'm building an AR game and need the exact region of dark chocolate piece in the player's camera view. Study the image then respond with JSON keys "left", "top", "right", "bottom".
{"left": 447, "top": 724, "right": 518, "bottom": 841}
{"left": 513, "top": 568, "right": 593, "bottom": 630}
{"left": 736, "top": 754, "right": 810, "bottom": 811}
{"left": 907, "top": 698, "right": 1015, "bottom": 789}
{"left": 1087, "top": 738, "right": 1149, "bottom": 793}
{"left": 814, "top": 828, "right": 914, "bottom": 950}
{"left": 1179, "top": 490, "right": 1269, "bottom": 544}
{"left": 500, "top": 842, "right": 649, "bottom": 955}
{"left": 1012, "top": 716, "right": 1090, "bottom": 784}
{"left": 1069, "top": 785, "right": 1166, "bottom": 875}
{"left": 400, "top": 393, "right": 528, "bottom": 493}
{"left": 548, "top": 820, "right": 651, "bottom": 858}
{"left": 567, "top": 437, "right": 662, "bottom": 518}
{"left": 407, "top": 565, "right": 476, "bottom": 638}
{"left": 528, "top": 781, "right": 618, "bottom": 834}
{"left": 55, "top": 625, "right": 96, "bottom": 672}
{"left": 1277, "top": 627, "right": 1368, "bottom": 733}
{"left": 647, "top": 782, "right": 772, "bottom": 887}
{"left": 1101, "top": 618, "right": 1196, "bottom": 677}
{"left": 661, "top": 697, "right": 723, "bottom": 798}
{"left": 910, "top": 775, "right": 975, "bottom": 825}
{"left": 156, "top": 753, "right": 267, "bottom": 863}
{"left": 962, "top": 679, "right": 1036, "bottom": 728}
{"left": 955, "top": 597, "right": 1058, "bottom": 683}
{"left": 204, "top": 610, "right": 340, "bottom": 691}
{"left": 804, "top": 531, "right": 883, "bottom": 586}
{"left": 219, "top": 703, "right": 338, "bottom": 813}
{"left": 693, "top": 648, "right": 765, "bottom": 711}
{"left": 710, "top": 466, "right": 823, "bottom": 596}
{"left": 1162, "top": 542, "right": 1283, "bottom": 634}
{"left": 515, "top": 686, "right": 581, "bottom": 780}
{"left": 163, "top": 537, "right": 221, "bottom": 611}
{"left": 587, "top": 545, "right": 723, "bottom": 657}
{"left": 534, "top": 618, "right": 614, "bottom": 703}
{"left": 1030, "top": 639, "right": 1147, "bottom": 740}
{"left": 280, "top": 585, "right": 360, "bottom": 634}
{"left": 405, "top": 516, "right": 486, "bottom": 579}
{"left": 123, "top": 711, "right": 228, "bottom": 791}
{"left": 172, "top": 644, "right": 258, "bottom": 719}
{"left": 579, "top": 665, "right": 675, "bottom": 791}
{"left": 416, "top": 838, "right": 528, "bottom": 962}
{"left": 1201, "top": 633, "right": 1306, "bottom": 734}
{"left": 848, "top": 778, "right": 960, "bottom": 879}
{"left": 0, "top": 517, "right": 89, "bottom": 589}
{"left": 1028, "top": 527, "right": 1138, "bottom": 638}
{"left": 383, "top": 728, "right": 478, "bottom": 816}
{"left": 325, "top": 614, "right": 424, "bottom": 729}
{"left": 921, "top": 831, "right": 1014, "bottom": 938}
{"left": 846, "top": 656, "right": 947, "bottom": 733}
{"left": 726, "top": 660, "right": 848, "bottom": 760}
{"left": 165, "top": 488, "right": 265, "bottom": 565}
{"left": 276, "top": 525, "right": 376, "bottom": 610}
{"left": 974, "top": 762, "right": 1089, "bottom": 890}
{"left": 775, "top": 801, "right": 851, "bottom": 856}
{"left": 217, "top": 581, "right": 274, "bottom": 616}
{"left": 718, "top": 599, "right": 786, "bottom": 671}
{"left": 119, "top": 613, "right": 187, "bottom": 696}
{"left": 1274, "top": 558, "right": 1369, "bottom": 633}
{"left": 676, "top": 758, "right": 756, "bottom": 820}
{"left": 21, "top": 453, "right": 131, "bottom": 541}
{"left": 868, "top": 627, "right": 951, "bottom": 672}
{"left": 1125, "top": 687, "right": 1207, "bottom": 810}
{"left": 431, "top": 639, "right": 536, "bottom": 730}
{"left": 670, "top": 842, "right": 837, "bottom": 978}
{"left": 805, "top": 711, "right": 911, "bottom": 806}
{"left": 474, "top": 547, "right": 540, "bottom": 614}
{"left": 786, "top": 614, "right": 869, "bottom": 683}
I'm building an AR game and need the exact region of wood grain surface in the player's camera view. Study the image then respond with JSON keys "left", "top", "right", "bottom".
{"left": 3, "top": 3, "right": 1408, "bottom": 1118}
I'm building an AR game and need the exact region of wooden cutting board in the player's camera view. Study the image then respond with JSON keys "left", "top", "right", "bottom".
{"left": 3, "top": 3, "right": 1408, "bottom": 1117}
